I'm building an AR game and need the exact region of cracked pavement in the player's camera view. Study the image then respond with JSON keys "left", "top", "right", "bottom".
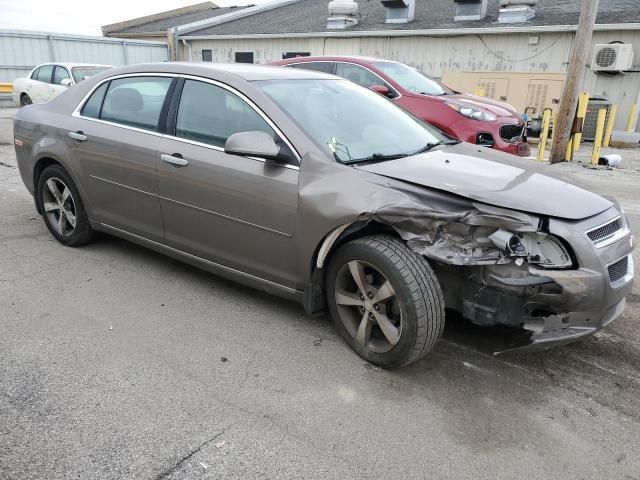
{"left": 1, "top": 107, "right": 639, "bottom": 479}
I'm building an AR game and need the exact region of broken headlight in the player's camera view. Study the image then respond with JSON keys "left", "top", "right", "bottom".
{"left": 489, "top": 229, "right": 572, "bottom": 268}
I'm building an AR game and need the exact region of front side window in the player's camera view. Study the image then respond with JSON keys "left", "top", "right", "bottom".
{"left": 35, "top": 65, "right": 54, "bottom": 83}
{"left": 372, "top": 62, "right": 454, "bottom": 96}
{"left": 258, "top": 79, "right": 444, "bottom": 163}
{"left": 53, "top": 66, "right": 70, "bottom": 85}
{"left": 335, "top": 63, "right": 385, "bottom": 89}
{"left": 30, "top": 68, "right": 40, "bottom": 80}
{"left": 175, "top": 79, "right": 275, "bottom": 148}
{"left": 99, "top": 76, "right": 172, "bottom": 131}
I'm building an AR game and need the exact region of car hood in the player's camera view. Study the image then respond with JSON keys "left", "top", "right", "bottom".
{"left": 354, "top": 142, "right": 612, "bottom": 220}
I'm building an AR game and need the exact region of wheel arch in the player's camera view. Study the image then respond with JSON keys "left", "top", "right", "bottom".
{"left": 303, "top": 219, "right": 402, "bottom": 315}
{"left": 33, "top": 157, "right": 64, "bottom": 214}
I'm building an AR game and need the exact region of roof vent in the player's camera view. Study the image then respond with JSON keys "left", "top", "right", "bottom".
{"left": 327, "top": 1, "right": 359, "bottom": 29}
{"left": 498, "top": 0, "right": 537, "bottom": 24}
{"left": 453, "top": 0, "right": 488, "bottom": 21}
{"left": 381, "top": 0, "right": 415, "bottom": 24}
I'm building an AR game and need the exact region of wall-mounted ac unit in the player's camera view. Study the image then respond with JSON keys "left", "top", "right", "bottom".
{"left": 591, "top": 44, "right": 634, "bottom": 72}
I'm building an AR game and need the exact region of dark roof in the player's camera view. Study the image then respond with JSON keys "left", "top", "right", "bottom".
{"left": 102, "top": 3, "right": 250, "bottom": 36}
{"left": 183, "top": 0, "right": 640, "bottom": 37}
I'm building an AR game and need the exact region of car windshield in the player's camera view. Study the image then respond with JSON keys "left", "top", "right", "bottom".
{"left": 372, "top": 62, "right": 454, "bottom": 96}
{"left": 257, "top": 79, "right": 445, "bottom": 163}
{"left": 71, "top": 66, "right": 112, "bottom": 83}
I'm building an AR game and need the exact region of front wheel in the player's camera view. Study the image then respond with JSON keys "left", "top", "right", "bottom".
{"left": 326, "top": 235, "right": 445, "bottom": 369}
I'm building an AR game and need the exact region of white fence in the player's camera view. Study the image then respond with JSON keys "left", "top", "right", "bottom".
{"left": 0, "top": 29, "right": 169, "bottom": 106}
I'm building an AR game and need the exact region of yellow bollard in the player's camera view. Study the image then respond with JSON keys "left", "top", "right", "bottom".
{"left": 603, "top": 105, "right": 617, "bottom": 147}
{"left": 591, "top": 108, "right": 607, "bottom": 166}
{"left": 474, "top": 86, "right": 485, "bottom": 96}
{"left": 573, "top": 92, "right": 590, "bottom": 153}
{"left": 626, "top": 104, "right": 638, "bottom": 132}
{"left": 536, "top": 109, "right": 552, "bottom": 161}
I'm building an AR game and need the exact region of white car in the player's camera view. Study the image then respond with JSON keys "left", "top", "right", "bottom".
{"left": 13, "top": 62, "right": 113, "bottom": 107}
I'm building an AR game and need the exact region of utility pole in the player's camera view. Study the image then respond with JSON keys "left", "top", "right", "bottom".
{"left": 549, "top": 0, "right": 600, "bottom": 164}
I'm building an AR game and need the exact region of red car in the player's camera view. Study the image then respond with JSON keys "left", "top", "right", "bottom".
{"left": 269, "top": 56, "right": 530, "bottom": 157}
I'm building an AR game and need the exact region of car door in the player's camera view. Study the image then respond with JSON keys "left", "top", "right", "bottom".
{"left": 51, "top": 65, "right": 71, "bottom": 99}
{"left": 63, "top": 74, "right": 175, "bottom": 241}
{"left": 31, "top": 64, "right": 54, "bottom": 103}
{"left": 156, "top": 78, "right": 299, "bottom": 286}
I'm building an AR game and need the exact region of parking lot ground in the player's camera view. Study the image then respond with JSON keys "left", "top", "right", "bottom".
{"left": 1, "top": 106, "right": 640, "bottom": 479}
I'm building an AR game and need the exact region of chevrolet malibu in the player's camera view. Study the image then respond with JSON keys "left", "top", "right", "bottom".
{"left": 13, "top": 63, "right": 634, "bottom": 368}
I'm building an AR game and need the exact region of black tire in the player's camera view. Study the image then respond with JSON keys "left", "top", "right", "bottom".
{"left": 20, "top": 94, "right": 32, "bottom": 107}
{"left": 326, "top": 235, "right": 445, "bottom": 368}
{"left": 36, "top": 164, "right": 95, "bottom": 247}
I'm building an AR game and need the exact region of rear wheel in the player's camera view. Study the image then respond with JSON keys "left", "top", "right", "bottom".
{"left": 326, "top": 235, "right": 445, "bottom": 368}
{"left": 20, "top": 94, "right": 32, "bottom": 107}
{"left": 36, "top": 164, "right": 95, "bottom": 247}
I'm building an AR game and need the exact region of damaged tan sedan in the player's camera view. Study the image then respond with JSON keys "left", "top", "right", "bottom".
{"left": 13, "top": 63, "right": 635, "bottom": 368}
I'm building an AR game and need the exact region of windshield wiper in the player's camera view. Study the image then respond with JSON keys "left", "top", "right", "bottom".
{"left": 410, "top": 142, "right": 443, "bottom": 155}
{"left": 348, "top": 152, "right": 410, "bottom": 164}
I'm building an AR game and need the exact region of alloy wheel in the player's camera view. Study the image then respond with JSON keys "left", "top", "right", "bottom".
{"left": 42, "top": 177, "right": 77, "bottom": 237}
{"left": 334, "top": 260, "right": 403, "bottom": 353}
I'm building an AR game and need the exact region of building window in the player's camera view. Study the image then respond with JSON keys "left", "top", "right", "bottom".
{"left": 235, "top": 52, "right": 254, "bottom": 64}
{"left": 202, "top": 49, "right": 212, "bottom": 62}
{"left": 283, "top": 52, "right": 310, "bottom": 59}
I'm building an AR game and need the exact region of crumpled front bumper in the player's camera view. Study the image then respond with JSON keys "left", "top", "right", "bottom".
{"left": 497, "top": 208, "right": 635, "bottom": 353}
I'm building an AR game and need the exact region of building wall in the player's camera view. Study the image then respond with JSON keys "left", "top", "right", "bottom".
{"left": 185, "top": 29, "right": 640, "bottom": 131}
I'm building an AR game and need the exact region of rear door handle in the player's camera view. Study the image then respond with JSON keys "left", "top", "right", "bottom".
{"left": 68, "top": 131, "right": 87, "bottom": 142}
{"left": 161, "top": 153, "right": 189, "bottom": 167}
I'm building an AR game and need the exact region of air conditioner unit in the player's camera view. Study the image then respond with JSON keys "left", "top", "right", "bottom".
{"left": 591, "top": 44, "right": 634, "bottom": 72}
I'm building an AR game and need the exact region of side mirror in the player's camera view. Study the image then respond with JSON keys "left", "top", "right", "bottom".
{"left": 61, "top": 78, "right": 72, "bottom": 87}
{"left": 225, "top": 131, "right": 283, "bottom": 161}
{"left": 369, "top": 84, "right": 393, "bottom": 98}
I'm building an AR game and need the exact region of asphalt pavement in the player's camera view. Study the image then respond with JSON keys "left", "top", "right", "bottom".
{"left": 1, "top": 107, "right": 639, "bottom": 479}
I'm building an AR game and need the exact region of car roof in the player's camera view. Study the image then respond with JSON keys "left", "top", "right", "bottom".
{"left": 274, "top": 55, "right": 398, "bottom": 65}
{"left": 99, "top": 62, "right": 339, "bottom": 81}
{"left": 35, "top": 62, "right": 114, "bottom": 69}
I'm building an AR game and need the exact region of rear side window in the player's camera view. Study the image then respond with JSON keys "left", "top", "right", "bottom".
{"left": 53, "top": 66, "right": 70, "bottom": 85}
{"left": 35, "top": 65, "right": 54, "bottom": 83}
{"left": 99, "top": 76, "right": 172, "bottom": 131}
{"left": 175, "top": 79, "right": 275, "bottom": 148}
{"left": 289, "top": 62, "right": 333, "bottom": 73}
{"left": 335, "top": 63, "right": 384, "bottom": 88}
{"left": 81, "top": 82, "right": 109, "bottom": 119}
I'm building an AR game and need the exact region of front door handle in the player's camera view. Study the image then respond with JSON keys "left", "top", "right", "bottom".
{"left": 161, "top": 153, "right": 189, "bottom": 167}
{"left": 68, "top": 131, "right": 87, "bottom": 142}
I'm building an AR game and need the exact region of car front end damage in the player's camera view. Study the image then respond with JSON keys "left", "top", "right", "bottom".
{"left": 305, "top": 161, "right": 634, "bottom": 354}
{"left": 427, "top": 206, "right": 634, "bottom": 353}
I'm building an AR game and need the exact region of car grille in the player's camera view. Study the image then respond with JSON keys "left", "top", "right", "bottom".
{"left": 586, "top": 217, "right": 622, "bottom": 243}
{"left": 499, "top": 124, "right": 524, "bottom": 142}
{"left": 608, "top": 256, "right": 629, "bottom": 283}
